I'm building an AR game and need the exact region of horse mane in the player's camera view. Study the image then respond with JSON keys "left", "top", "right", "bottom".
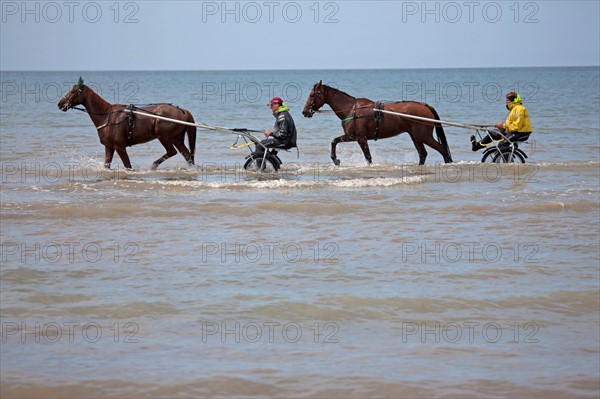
{"left": 82, "top": 85, "right": 112, "bottom": 112}
{"left": 318, "top": 82, "right": 439, "bottom": 108}
{"left": 321, "top": 84, "right": 356, "bottom": 100}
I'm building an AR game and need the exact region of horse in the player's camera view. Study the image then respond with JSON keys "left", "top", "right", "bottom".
{"left": 302, "top": 81, "right": 452, "bottom": 166}
{"left": 58, "top": 78, "right": 196, "bottom": 170}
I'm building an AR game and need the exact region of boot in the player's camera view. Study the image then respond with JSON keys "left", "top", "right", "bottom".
{"left": 471, "top": 135, "right": 482, "bottom": 152}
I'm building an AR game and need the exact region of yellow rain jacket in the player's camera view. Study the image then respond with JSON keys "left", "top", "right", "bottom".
{"left": 504, "top": 102, "right": 533, "bottom": 133}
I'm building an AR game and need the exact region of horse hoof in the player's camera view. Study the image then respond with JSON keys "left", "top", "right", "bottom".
{"left": 333, "top": 159, "right": 341, "bottom": 166}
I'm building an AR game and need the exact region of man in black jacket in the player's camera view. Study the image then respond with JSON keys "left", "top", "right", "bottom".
{"left": 257, "top": 97, "right": 297, "bottom": 154}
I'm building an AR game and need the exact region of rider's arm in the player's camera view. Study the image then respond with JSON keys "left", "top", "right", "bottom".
{"left": 271, "top": 113, "right": 290, "bottom": 140}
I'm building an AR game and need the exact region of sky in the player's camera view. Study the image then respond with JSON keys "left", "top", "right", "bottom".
{"left": 1, "top": 0, "right": 599, "bottom": 70}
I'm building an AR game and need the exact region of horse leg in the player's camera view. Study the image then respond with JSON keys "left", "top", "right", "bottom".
{"left": 172, "top": 134, "right": 194, "bottom": 166}
{"left": 420, "top": 134, "right": 452, "bottom": 164}
{"left": 356, "top": 137, "right": 373, "bottom": 165}
{"left": 331, "top": 135, "right": 353, "bottom": 166}
{"left": 115, "top": 147, "right": 133, "bottom": 169}
{"left": 104, "top": 146, "right": 115, "bottom": 169}
{"left": 408, "top": 134, "right": 428, "bottom": 165}
{"left": 152, "top": 138, "right": 178, "bottom": 170}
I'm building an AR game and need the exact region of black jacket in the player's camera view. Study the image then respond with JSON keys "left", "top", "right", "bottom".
{"left": 271, "top": 107, "right": 297, "bottom": 149}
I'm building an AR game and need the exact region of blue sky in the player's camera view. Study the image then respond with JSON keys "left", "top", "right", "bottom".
{"left": 1, "top": 0, "right": 599, "bottom": 70}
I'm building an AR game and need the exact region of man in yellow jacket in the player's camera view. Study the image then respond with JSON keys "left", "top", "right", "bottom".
{"left": 471, "top": 91, "right": 533, "bottom": 151}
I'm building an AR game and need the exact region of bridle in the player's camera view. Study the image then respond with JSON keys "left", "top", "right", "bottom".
{"left": 306, "top": 85, "right": 324, "bottom": 116}
{"left": 306, "top": 84, "right": 363, "bottom": 117}
{"left": 62, "top": 86, "right": 83, "bottom": 110}
{"left": 61, "top": 85, "right": 124, "bottom": 130}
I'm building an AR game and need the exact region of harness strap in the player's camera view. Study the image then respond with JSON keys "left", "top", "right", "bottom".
{"left": 73, "top": 105, "right": 128, "bottom": 132}
{"left": 126, "top": 104, "right": 137, "bottom": 147}
{"left": 341, "top": 101, "right": 384, "bottom": 141}
{"left": 342, "top": 100, "right": 359, "bottom": 126}
{"left": 374, "top": 101, "right": 384, "bottom": 141}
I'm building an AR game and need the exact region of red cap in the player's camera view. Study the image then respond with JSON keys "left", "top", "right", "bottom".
{"left": 267, "top": 97, "right": 283, "bottom": 106}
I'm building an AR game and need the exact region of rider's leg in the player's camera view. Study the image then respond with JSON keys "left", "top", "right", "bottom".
{"left": 471, "top": 135, "right": 483, "bottom": 151}
{"left": 471, "top": 134, "right": 492, "bottom": 151}
{"left": 498, "top": 133, "right": 530, "bottom": 150}
{"left": 471, "top": 131, "right": 502, "bottom": 152}
{"left": 506, "top": 132, "right": 531, "bottom": 142}
{"left": 255, "top": 137, "right": 277, "bottom": 153}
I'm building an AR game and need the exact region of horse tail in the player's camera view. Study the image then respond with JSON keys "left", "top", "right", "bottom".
{"left": 425, "top": 104, "right": 453, "bottom": 163}
{"left": 185, "top": 110, "right": 197, "bottom": 163}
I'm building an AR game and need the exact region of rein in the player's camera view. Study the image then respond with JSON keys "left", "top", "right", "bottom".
{"left": 315, "top": 105, "right": 372, "bottom": 122}
{"left": 311, "top": 85, "right": 446, "bottom": 129}
{"left": 71, "top": 103, "right": 173, "bottom": 116}
{"left": 71, "top": 106, "right": 128, "bottom": 130}
{"left": 315, "top": 101, "right": 455, "bottom": 129}
{"left": 71, "top": 103, "right": 171, "bottom": 131}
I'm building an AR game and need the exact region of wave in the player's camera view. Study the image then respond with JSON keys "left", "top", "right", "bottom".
{"left": 245, "top": 290, "right": 600, "bottom": 321}
{"left": 1, "top": 375, "right": 592, "bottom": 399}
{"left": 103, "top": 174, "right": 426, "bottom": 191}
{"left": 460, "top": 199, "right": 598, "bottom": 213}
{"left": 2, "top": 160, "right": 598, "bottom": 188}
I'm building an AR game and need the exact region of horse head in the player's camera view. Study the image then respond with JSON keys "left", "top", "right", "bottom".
{"left": 58, "top": 77, "right": 85, "bottom": 111}
{"left": 302, "top": 80, "right": 325, "bottom": 118}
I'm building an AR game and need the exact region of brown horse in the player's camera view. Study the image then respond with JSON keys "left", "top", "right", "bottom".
{"left": 302, "top": 81, "right": 452, "bottom": 165}
{"left": 58, "top": 78, "right": 196, "bottom": 170}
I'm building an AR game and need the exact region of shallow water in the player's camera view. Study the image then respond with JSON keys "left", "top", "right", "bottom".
{"left": 1, "top": 68, "right": 599, "bottom": 398}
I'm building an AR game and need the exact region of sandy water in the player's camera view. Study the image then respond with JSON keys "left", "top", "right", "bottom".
{"left": 1, "top": 68, "right": 599, "bottom": 397}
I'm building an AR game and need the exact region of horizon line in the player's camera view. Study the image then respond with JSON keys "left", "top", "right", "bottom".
{"left": 2, "top": 65, "right": 599, "bottom": 73}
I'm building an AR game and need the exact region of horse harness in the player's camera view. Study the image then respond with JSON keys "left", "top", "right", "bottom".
{"left": 125, "top": 104, "right": 137, "bottom": 147}
{"left": 341, "top": 101, "right": 385, "bottom": 141}
{"left": 373, "top": 101, "right": 384, "bottom": 141}
{"left": 75, "top": 104, "right": 168, "bottom": 147}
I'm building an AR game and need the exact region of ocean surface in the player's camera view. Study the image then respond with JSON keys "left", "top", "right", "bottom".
{"left": 1, "top": 67, "right": 599, "bottom": 398}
